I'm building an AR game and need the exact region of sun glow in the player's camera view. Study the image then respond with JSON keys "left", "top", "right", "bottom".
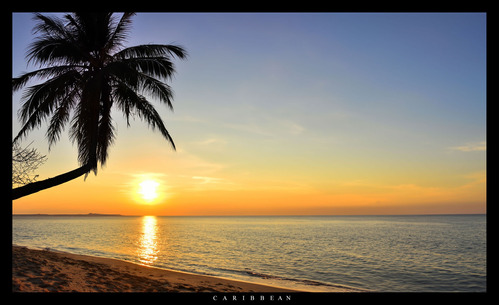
{"left": 138, "top": 180, "right": 160, "bottom": 202}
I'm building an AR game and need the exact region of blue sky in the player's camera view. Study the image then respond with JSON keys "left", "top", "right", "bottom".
{"left": 12, "top": 13, "right": 487, "bottom": 215}
{"left": 128, "top": 13, "right": 486, "bottom": 143}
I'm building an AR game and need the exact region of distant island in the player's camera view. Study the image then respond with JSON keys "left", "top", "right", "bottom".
{"left": 13, "top": 213, "right": 123, "bottom": 217}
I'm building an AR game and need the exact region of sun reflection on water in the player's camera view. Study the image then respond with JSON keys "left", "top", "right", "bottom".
{"left": 138, "top": 216, "right": 159, "bottom": 265}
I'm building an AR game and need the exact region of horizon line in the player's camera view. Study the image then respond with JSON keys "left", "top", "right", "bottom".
{"left": 12, "top": 213, "right": 487, "bottom": 217}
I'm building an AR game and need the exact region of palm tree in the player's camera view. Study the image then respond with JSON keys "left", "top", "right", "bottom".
{"left": 12, "top": 12, "right": 187, "bottom": 200}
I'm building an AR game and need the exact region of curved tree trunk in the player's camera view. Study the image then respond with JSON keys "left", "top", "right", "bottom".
{"left": 12, "top": 164, "right": 92, "bottom": 200}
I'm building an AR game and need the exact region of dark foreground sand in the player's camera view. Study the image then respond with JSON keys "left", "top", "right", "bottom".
{"left": 12, "top": 245, "right": 304, "bottom": 293}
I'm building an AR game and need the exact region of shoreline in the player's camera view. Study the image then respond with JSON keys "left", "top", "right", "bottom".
{"left": 12, "top": 245, "right": 362, "bottom": 293}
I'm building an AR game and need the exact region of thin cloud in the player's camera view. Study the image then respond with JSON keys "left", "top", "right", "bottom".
{"left": 195, "top": 137, "right": 228, "bottom": 146}
{"left": 281, "top": 120, "right": 305, "bottom": 135}
{"left": 192, "top": 176, "right": 224, "bottom": 184}
{"left": 450, "top": 141, "right": 486, "bottom": 152}
{"left": 171, "top": 115, "right": 206, "bottom": 123}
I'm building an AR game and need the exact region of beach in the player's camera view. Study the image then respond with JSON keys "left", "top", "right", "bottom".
{"left": 12, "top": 245, "right": 302, "bottom": 293}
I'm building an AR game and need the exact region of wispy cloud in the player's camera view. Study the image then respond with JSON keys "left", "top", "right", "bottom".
{"left": 461, "top": 170, "right": 486, "bottom": 187}
{"left": 279, "top": 120, "right": 305, "bottom": 135}
{"left": 223, "top": 118, "right": 305, "bottom": 137}
{"left": 192, "top": 176, "right": 225, "bottom": 184}
{"left": 194, "top": 137, "right": 228, "bottom": 146}
{"left": 223, "top": 122, "right": 273, "bottom": 136}
{"left": 171, "top": 115, "right": 206, "bottom": 123}
{"left": 449, "top": 141, "right": 486, "bottom": 152}
{"left": 184, "top": 175, "right": 240, "bottom": 192}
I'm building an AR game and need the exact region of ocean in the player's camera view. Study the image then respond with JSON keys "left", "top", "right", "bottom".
{"left": 12, "top": 214, "right": 486, "bottom": 292}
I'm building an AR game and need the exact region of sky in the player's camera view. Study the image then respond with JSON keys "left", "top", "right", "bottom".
{"left": 12, "top": 13, "right": 487, "bottom": 215}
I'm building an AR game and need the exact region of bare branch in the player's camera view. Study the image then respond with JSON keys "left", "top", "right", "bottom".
{"left": 12, "top": 141, "right": 47, "bottom": 188}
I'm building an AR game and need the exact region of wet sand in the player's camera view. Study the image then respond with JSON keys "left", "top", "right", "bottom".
{"left": 12, "top": 245, "right": 301, "bottom": 293}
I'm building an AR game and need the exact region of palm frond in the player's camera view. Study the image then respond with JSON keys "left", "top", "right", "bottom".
{"left": 46, "top": 86, "right": 80, "bottom": 149}
{"left": 27, "top": 14, "right": 88, "bottom": 67}
{"left": 69, "top": 106, "right": 96, "bottom": 171}
{"left": 116, "top": 56, "right": 176, "bottom": 80}
{"left": 46, "top": 100, "right": 72, "bottom": 149}
{"left": 114, "top": 44, "right": 187, "bottom": 60}
{"left": 96, "top": 110, "right": 115, "bottom": 166}
{"left": 107, "top": 62, "right": 174, "bottom": 109}
{"left": 113, "top": 80, "right": 175, "bottom": 150}
{"left": 68, "top": 12, "right": 114, "bottom": 52}
{"left": 13, "top": 65, "right": 85, "bottom": 92}
{"left": 15, "top": 70, "right": 81, "bottom": 144}
{"left": 18, "top": 70, "right": 81, "bottom": 123}
{"left": 15, "top": 88, "right": 60, "bottom": 144}
{"left": 105, "top": 12, "right": 135, "bottom": 52}
{"left": 137, "top": 73, "right": 174, "bottom": 109}
{"left": 27, "top": 36, "right": 87, "bottom": 67}
{"left": 32, "top": 13, "right": 68, "bottom": 38}
{"left": 68, "top": 70, "right": 103, "bottom": 170}
{"left": 96, "top": 83, "right": 115, "bottom": 166}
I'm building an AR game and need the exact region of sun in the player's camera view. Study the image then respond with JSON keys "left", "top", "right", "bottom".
{"left": 138, "top": 180, "right": 160, "bottom": 201}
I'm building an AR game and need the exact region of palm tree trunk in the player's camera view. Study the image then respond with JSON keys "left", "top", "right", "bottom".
{"left": 12, "top": 163, "right": 92, "bottom": 200}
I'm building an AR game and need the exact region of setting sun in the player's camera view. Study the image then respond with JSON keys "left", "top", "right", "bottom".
{"left": 138, "top": 180, "right": 160, "bottom": 202}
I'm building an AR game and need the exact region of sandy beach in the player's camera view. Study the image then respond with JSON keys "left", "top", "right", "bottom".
{"left": 12, "top": 245, "right": 302, "bottom": 293}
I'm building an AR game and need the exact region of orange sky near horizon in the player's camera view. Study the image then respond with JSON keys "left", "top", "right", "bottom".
{"left": 12, "top": 13, "right": 487, "bottom": 216}
{"left": 12, "top": 120, "right": 486, "bottom": 216}
{"left": 12, "top": 175, "right": 486, "bottom": 216}
{"left": 12, "top": 137, "right": 486, "bottom": 216}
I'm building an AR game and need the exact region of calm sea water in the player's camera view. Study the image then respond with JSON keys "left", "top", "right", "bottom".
{"left": 12, "top": 215, "right": 486, "bottom": 292}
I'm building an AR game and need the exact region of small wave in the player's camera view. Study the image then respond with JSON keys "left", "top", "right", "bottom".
{"left": 213, "top": 267, "right": 366, "bottom": 292}
{"left": 246, "top": 270, "right": 363, "bottom": 290}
